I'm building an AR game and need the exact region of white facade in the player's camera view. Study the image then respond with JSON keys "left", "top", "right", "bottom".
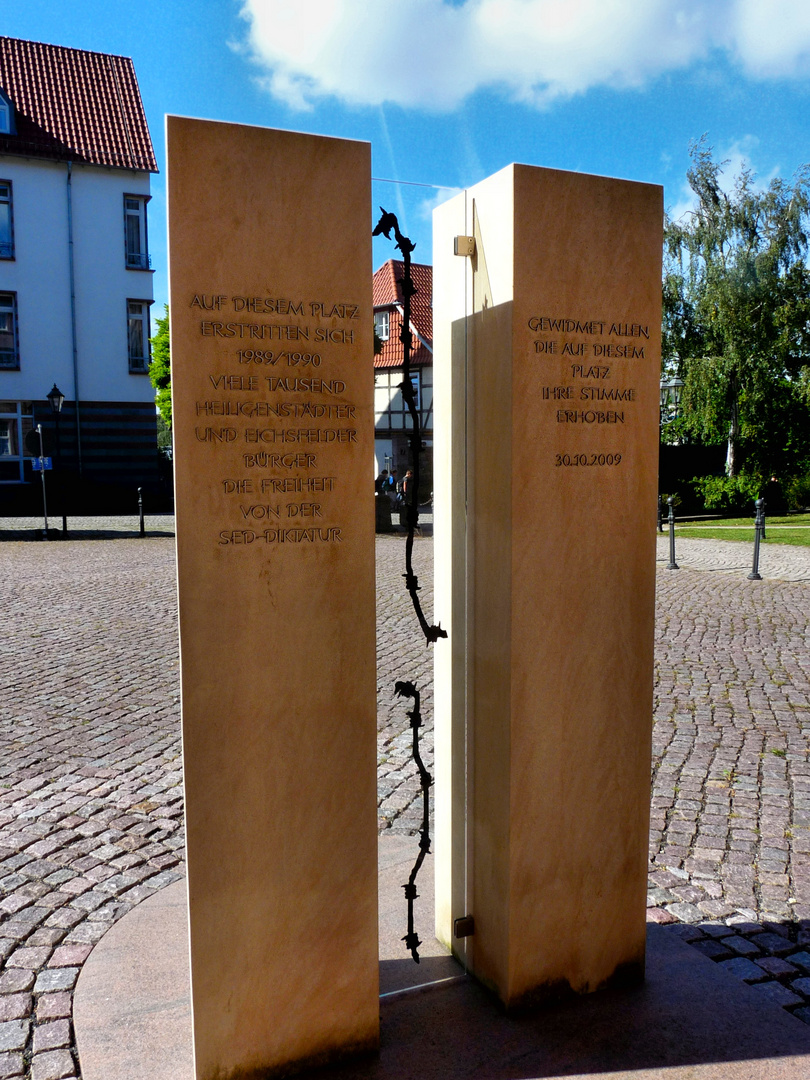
{"left": 0, "top": 155, "right": 154, "bottom": 483}
{"left": 0, "top": 156, "right": 153, "bottom": 401}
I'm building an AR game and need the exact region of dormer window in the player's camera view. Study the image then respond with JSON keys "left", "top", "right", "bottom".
{"left": 374, "top": 310, "right": 390, "bottom": 341}
{"left": 0, "top": 90, "right": 14, "bottom": 135}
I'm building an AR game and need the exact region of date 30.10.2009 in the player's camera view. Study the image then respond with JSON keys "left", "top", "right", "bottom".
{"left": 554, "top": 453, "right": 622, "bottom": 467}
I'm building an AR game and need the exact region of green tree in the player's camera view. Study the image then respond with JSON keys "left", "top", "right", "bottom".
{"left": 663, "top": 139, "right": 810, "bottom": 484}
{"left": 149, "top": 304, "right": 172, "bottom": 429}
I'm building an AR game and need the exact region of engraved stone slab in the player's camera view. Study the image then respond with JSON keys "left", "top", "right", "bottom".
{"left": 434, "top": 164, "right": 662, "bottom": 1009}
{"left": 167, "top": 118, "right": 378, "bottom": 1079}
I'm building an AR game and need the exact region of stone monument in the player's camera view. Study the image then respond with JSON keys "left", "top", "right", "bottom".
{"left": 433, "top": 164, "right": 662, "bottom": 1008}
{"left": 167, "top": 117, "right": 378, "bottom": 1079}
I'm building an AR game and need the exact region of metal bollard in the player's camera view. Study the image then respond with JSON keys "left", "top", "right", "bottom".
{"left": 657, "top": 494, "right": 664, "bottom": 533}
{"left": 748, "top": 497, "right": 764, "bottom": 580}
{"left": 36, "top": 423, "right": 50, "bottom": 541}
{"left": 138, "top": 487, "right": 145, "bottom": 537}
{"left": 666, "top": 497, "right": 679, "bottom": 570}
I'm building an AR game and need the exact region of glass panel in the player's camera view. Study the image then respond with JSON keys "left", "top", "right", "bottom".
{"left": 0, "top": 401, "right": 18, "bottom": 413}
{"left": 126, "top": 214, "right": 141, "bottom": 258}
{"left": 0, "top": 460, "right": 22, "bottom": 481}
{"left": 0, "top": 202, "right": 10, "bottom": 251}
{"left": 128, "top": 316, "right": 145, "bottom": 361}
{"left": 0, "top": 102, "right": 9, "bottom": 135}
{"left": 20, "top": 416, "right": 34, "bottom": 456}
{"left": 0, "top": 418, "right": 18, "bottom": 456}
{"left": 0, "top": 305, "right": 15, "bottom": 367}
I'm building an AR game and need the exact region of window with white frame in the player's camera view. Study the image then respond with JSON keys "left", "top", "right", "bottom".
{"left": 0, "top": 293, "right": 18, "bottom": 369}
{"left": 0, "top": 400, "right": 33, "bottom": 483}
{"left": 124, "top": 195, "right": 150, "bottom": 269}
{"left": 0, "top": 182, "right": 12, "bottom": 259}
{"left": 374, "top": 310, "right": 390, "bottom": 341}
{"left": 408, "top": 373, "right": 420, "bottom": 411}
{"left": 127, "top": 300, "right": 150, "bottom": 371}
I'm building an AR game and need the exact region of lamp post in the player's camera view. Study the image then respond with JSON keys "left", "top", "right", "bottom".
{"left": 46, "top": 384, "right": 66, "bottom": 536}
{"left": 659, "top": 375, "right": 684, "bottom": 426}
{"left": 659, "top": 375, "right": 684, "bottom": 532}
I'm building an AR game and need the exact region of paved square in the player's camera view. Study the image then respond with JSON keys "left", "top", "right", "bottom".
{"left": 0, "top": 519, "right": 808, "bottom": 1078}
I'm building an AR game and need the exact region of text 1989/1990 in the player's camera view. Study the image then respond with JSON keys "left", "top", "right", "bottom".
{"left": 555, "top": 453, "right": 622, "bottom": 466}
{"left": 238, "top": 350, "right": 322, "bottom": 367}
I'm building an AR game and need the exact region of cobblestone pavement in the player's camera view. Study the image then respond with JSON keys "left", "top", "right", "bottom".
{"left": 657, "top": 532, "right": 810, "bottom": 581}
{"left": 648, "top": 543, "right": 810, "bottom": 1024}
{"left": 0, "top": 516, "right": 175, "bottom": 542}
{"left": 0, "top": 537, "right": 183, "bottom": 1079}
{"left": 0, "top": 527, "right": 809, "bottom": 1077}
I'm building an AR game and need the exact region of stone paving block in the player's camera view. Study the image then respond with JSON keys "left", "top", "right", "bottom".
{"left": 756, "top": 955, "right": 799, "bottom": 977}
{"left": 717, "top": 957, "right": 768, "bottom": 982}
{"left": 30, "top": 1049, "right": 75, "bottom": 1080}
{"left": 793, "top": 1006, "right": 810, "bottom": 1025}
{"left": 696, "top": 922, "right": 730, "bottom": 938}
{"left": 719, "top": 934, "right": 761, "bottom": 957}
{"left": 689, "top": 938, "right": 733, "bottom": 961}
{"left": 0, "top": 1051, "right": 24, "bottom": 1078}
{"left": 750, "top": 979, "right": 805, "bottom": 1008}
{"left": 646, "top": 907, "right": 677, "bottom": 924}
{"left": 0, "top": 972, "right": 34, "bottom": 995}
{"left": 787, "top": 950, "right": 810, "bottom": 971}
{"left": 47, "top": 944, "right": 92, "bottom": 968}
{"left": 32, "top": 1019, "right": 70, "bottom": 1053}
{"left": 33, "top": 968, "right": 78, "bottom": 994}
{"left": 755, "top": 931, "right": 797, "bottom": 956}
{"left": 0, "top": 1021, "right": 26, "bottom": 1052}
{"left": 35, "top": 994, "right": 71, "bottom": 1022}
{"left": 0, "top": 997, "right": 30, "bottom": 1022}
{"left": 5, "top": 946, "right": 51, "bottom": 969}
{"left": 664, "top": 902, "right": 702, "bottom": 923}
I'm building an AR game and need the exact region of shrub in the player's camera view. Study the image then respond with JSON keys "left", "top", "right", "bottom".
{"left": 783, "top": 473, "right": 810, "bottom": 512}
{"left": 692, "top": 474, "right": 762, "bottom": 515}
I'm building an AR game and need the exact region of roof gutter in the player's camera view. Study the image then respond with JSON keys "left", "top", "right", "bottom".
{"left": 66, "top": 161, "right": 83, "bottom": 473}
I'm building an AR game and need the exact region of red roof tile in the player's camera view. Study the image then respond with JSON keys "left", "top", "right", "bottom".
{"left": 0, "top": 37, "right": 157, "bottom": 172}
{"left": 373, "top": 259, "right": 432, "bottom": 370}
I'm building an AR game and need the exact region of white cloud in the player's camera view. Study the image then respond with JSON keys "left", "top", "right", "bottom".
{"left": 731, "top": 0, "right": 810, "bottom": 78}
{"left": 238, "top": 0, "right": 810, "bottom": 111}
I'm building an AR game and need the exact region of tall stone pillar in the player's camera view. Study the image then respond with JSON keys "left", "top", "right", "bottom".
{"left": 434, "top": 164, "right": 662, "bottom": 1008}
{"left": 168, "top": 117, "right": 378, "bottom": 1078}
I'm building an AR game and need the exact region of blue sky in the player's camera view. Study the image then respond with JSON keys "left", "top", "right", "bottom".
{"left": 6, "top": 0, "right": 810, "bottom": 323}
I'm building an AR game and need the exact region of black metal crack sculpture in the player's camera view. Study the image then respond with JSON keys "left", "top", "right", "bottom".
{"left": 374, "top": 209, "right": 445, "bottom": 962}
{"left": 395, "top": 680, "right": 432, "bottom": 963}
{"left": 373, "top": 208, "right": 447, "bottom": 646}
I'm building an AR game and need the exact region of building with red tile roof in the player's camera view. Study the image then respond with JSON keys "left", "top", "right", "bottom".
{"left": 373, "top": 259, "right": 433, "bottom": 490}
{"left": 0, "top": 37, "right": 158, "bottom": 505}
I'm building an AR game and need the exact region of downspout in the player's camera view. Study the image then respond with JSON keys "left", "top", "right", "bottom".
{"left": 66, "top": 162, "right": 83, "bottom": 473}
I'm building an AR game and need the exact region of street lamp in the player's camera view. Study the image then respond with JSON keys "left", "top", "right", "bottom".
{"left": 659, "top": 375, "right": 685, "bottom": 533}
{"left": 659, "top": 376, "right": 684, "bottom": 423}
{"left": 47, "top": 384, "right": 67, "bottom": 535}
